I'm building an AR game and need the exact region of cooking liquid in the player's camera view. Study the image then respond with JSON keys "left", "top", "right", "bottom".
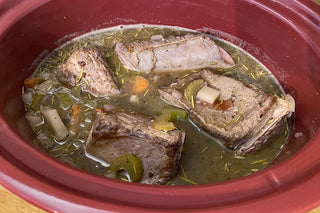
{"left": 23, "top": 25, "right": 291, "bottom": 185}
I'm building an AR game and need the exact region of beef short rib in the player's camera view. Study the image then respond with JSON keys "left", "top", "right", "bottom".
{"left": 57, "top": 48, "right": 120, "bottom": 97}
{"left": 86, "top": 105, "right": 185, "bottom": 184}
{"left": 115, "top": 34, "right": 235, "bottom": 74}
{"left": 159, "top": 70, "right": 295, "bottom": 155}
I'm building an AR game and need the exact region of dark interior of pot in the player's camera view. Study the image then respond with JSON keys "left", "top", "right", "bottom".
{"left": 1, "top": 0, "right": 320, "bottom": 212}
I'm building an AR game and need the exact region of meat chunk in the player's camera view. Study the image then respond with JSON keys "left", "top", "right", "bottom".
{"left": 158, "top": 70, "right": 295, "bottom": 155}
{"left": 86, "top": 105, "right": 185, "bottom": 184}
{"left": 115, "top": 34, "right": 235, "bottom": 74}
{"left": 57, "top": 48, "right": 120, "bottom": 97}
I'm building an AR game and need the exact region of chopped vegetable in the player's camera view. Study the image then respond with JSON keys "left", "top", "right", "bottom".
{"left": 71, "top": 86, "right": 81, "bottom": 98}
{"left": 41, "top": 108, "right": 69, "bottom": 141}
{"left": 184, "top": 79, "right": 204, "bottom": 102}
{"left": 165, "top": 107, "right": 187, "bottom": 120}
{"left": 57, "top": 92, "right": 72, "bottom": 109}
{"left": 25, "top": 114, "right": 43, "bottom": 126}
{"left": 152, "top": 106, "right": 187, "bottom": 131}
{"left": 24, "top": 77, "right": 40, "bottom": 88}
{"left": 129, "top": 94, "right": 139, "bottom": 103}
{"left": 219, "top": 99, "right": 233, "bottom": 110}
{"left": 36, "top": 79, "right": 56, "bottom": 95}
{"left": 132, "top": 76, "right": 149, "bottom": 94}
{"left": 152, "top": 118, "right": 176, "bottom": 131}
{"left": 196, "top": 85, "right": 220, "bottom": 104}
{"left": 212, "top": 99, "right": 233, "bottom": 111}
{"left": 70, "top": 105, "right": 82, "bottom": 134}
{"left": 110, "top": 154, "right": 143, "bottom": 182}
{"left": 22, "top": 92, "right": 33, "bottom": 105}
{"left": 94, "top": 108, "right": 104, "bottom": 113}
{"left": 30, "top": 94, "right": 45, "bottom": 111}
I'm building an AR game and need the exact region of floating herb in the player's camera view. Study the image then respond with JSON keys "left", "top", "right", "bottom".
{"left": 191, "top": 95, "right": 195, "bottom": 108}
{"left": 234, "top": 115, "right": 242, "bottom": 122}
{"left": 76, "top": 66, "right": 84, "bottom": 84}
{"left": 83, "top": 78, "right": 90, "bottom": 87}
{"left": 251, "top": 159, "right": 267, "bottom": 165}
{"left": 234, "top": 156, "right": 245, "bottom": 159}
{"left": 179, "top": 176, "right": 197, "bottom": 185}
{"left": 267, "top": 118, "right": 275, "bottom": 125}
{"left": 201, "top": 146, "right": 208, "bottom": 153}
{"left": 180, "top": 164, "right": 187, "bottom": 178}
{"left": 250, "top": 72, "right": 256, "bottom": 80}
{"left": 224, "top": 163, "right": 230, "bottom": 172}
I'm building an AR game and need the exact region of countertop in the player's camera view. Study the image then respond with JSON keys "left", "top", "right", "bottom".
{"left": 1, "top": 183, "right": 320, "bottom": 213}
{"left": 2, "top": 4, "right": 320, "bottom": 212}
{"left": 0, "top": 1, "right": 319, "bottom": 213}
{"left": 0, "top": 185, "right": 45, "bottom": 213}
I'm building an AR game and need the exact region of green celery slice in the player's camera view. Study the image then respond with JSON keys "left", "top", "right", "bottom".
{"left": 110, "top": 154, "right": 144, "bottom": 182}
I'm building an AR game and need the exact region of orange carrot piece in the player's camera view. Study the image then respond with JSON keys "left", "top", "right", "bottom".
{"left": 132, "top": 76, "right": 149, "bottom": 94}
{"left": 212, "top": 99, "right": 233, "bottom": 111}
{"left": 94, "top": 108, "right": 104, "bottom": 113}
{"left": 70, "top": 105, "right": 81, "bottom": 133}
{"left": 24, "top": 77, "right": 40, "bottom": 88}
{"left": 220, "top": 99, "right": 233, "bottom": 111}
{"left": 72, "top": 105, "right": 81, "bottom": 117}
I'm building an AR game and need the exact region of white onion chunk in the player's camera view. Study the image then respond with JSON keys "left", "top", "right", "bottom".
{"left": 41, "top": 108, "right": 69, "bottom": 141}
{"left": 196, "top": 85, "right": 220, "bottom": 104}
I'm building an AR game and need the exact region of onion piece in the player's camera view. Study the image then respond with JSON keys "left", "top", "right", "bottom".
{"left": 196, "top": 85, "right": 220, "bottom": 104}
{"left": 41, "top": 108, "right": 69, "bottom": 141}
{"left": 150, "top": 34, "right": 164, "bottom": 41}
{"left": 37, "top": 79, "right": 55, "bottom": 95}
{"left": 129, "top": 94, "right": 139, "bottom": 103}
{"left": 22, "top": 92, "right": 33, "bottom": 105}
{"left": 25, "top": 114, "right": 43, "bottom": 126}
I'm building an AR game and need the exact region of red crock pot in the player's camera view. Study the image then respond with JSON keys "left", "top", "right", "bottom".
{"left": 1, "top": 0, "right": 320, "bottom": 212}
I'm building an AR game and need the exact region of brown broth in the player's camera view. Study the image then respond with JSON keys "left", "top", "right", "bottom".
{"left": 23, "top": 25, "right": 291, "bottom": 185}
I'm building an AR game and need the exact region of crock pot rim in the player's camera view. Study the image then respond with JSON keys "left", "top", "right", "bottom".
{"left": 1, "top": 0, "right": 320, "bottom": 212}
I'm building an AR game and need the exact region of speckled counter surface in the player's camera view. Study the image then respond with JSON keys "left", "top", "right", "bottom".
{"left": 0, "top": 185, "right": 46, "bottom": 213}
{"left": 1, "top": 183, "right": 320, "bottom": 213}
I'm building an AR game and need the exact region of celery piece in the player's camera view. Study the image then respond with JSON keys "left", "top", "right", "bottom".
{"left": 196, "top": 85, "right": 220, "bottom": 104}
{"left": 71, "top": 86, "right": 81, "bottom": 98}
{"left": 152, "top": 119, "right": 176, "bottom": 131}
{"left": 161, "top": 106, "right": 187, "bottom": 120}
{"left": 36, "top": 79, "right": 55, "bottom": 95}
{"left": 41, "top": 108, "right": 69, "bottom": 141}
{"left": 152, "top": 107, "right": 187, "bottom": 131}
{"left": 184, "top": 79, "right": 204, "bottom": 102}
{"left": 31, "top": 94, "right": 45, "bottom": 111}
{"left": 169, "top": 109, "right": 187, "bottom": 120}
{"left": 57, "top": 92, "right": 72, "bottom": 109}
{"left": 110, "top": 154, "right": 143, "bottom": 182}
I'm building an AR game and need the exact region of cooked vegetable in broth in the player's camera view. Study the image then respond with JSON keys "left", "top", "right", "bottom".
{"left": 22, "top": 25, "right": 293, "bottom": 185}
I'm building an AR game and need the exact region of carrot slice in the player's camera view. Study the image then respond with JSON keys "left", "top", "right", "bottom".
{"left": 24, "top": 77, "right": 40, "bottom": 88}
{"left": 94, "top": 108, "right": 104, "bottom": 113}
{"left": 132, "top": 76, "right": 148, "bottom": 94}
{"left": 72, "top": 105, "right": 81, "bottom": 117}
{"left": 220, "top": 99, "right": 233, "bottom": 111}
{"left": 212, "top": 99, "right": 233, "bottom": 111}
{"left": 70, "top": 105, "right": 82, "bottom": 133}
